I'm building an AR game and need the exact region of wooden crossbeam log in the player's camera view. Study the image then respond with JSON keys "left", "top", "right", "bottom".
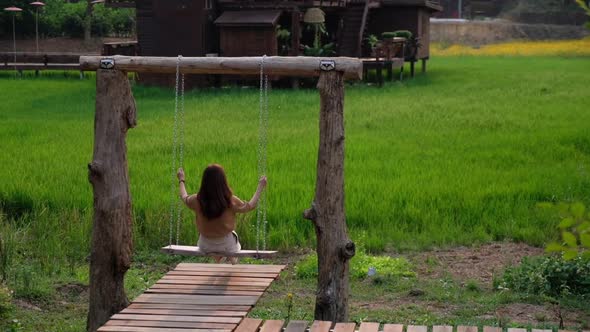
{"left": 79, "top": 55, "right": 363, "bottom": 80}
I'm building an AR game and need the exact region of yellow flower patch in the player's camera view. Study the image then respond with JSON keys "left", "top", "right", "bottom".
{"left": 432, "top": 38, "right": 590, "bottom": 56}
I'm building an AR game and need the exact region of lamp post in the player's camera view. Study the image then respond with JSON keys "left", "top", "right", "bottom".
{"left": 4, "top": 6, "right": 23, "bottom": 70}
{"left": 30, "top": 2, "right": 45, "bottom": 54}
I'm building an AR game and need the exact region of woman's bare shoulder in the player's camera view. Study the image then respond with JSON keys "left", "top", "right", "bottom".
{"left": 230, "top": 195, "right": 251, "bottom": 212}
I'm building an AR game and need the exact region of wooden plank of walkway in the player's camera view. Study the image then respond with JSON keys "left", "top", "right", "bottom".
{"left": 235, "top": 318, "right": 264, "bottom": 332}
{"left": 484, "top": 327, "right": 501, "bottom": 332}
{"left": 98, "top": 327, "right": 231, "bottom": 332}
{"left": 383, "top": 324, "right": 404, "bottom": 332}
{"left": 120, "top": 308, "right": 248, "bottom": 317}
{"left": 149, "top": 284, "right": 267, "bottom": 291}
{"left": 176, "top": 263, "right": 284, "bottom": 272}
{"left": 97, "top": 263, "right": 285, "bottom": 332}
{"left": 434, "top": 326, "right": 453, "bottom": 332}
{"left": 134, "top": 293, "right": 259, "bottom": 305}
{"left": 168, "top": 270, "right": 279, "bottom": 278}
{"left": 458, "top": 326, "right": 478, "bottom": 332}
{"left": 408, "top": 325, "right": 428, "bottom": 332}
{"left": 110, "top": 313, "right": 241, "bottom": 323}
{"left": 127, "top": 303, "right": 251, "bottom": 311}
{"left": 156, "top": 278, "right": 272, "bottom": 287}
{"left": 285, "top": 320, "right": 309, "bottom": 332}
{"left": 103, "top": 319, "right": 236, "bottom": 330}
{"left": 333, "top": 322, "right": 356, "bottom": 332}
{"left": 260, "top": 320, "right": 285, "bottom": 332}
{"left": 359, "top": 322, "right": 380, "bottom": 332}
{"left": 310, "top": 320, "right": 332, "bottom": 332}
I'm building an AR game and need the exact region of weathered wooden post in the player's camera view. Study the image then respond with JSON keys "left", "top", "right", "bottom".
{"left": 87, "top": 68, "right": 136, "bottom": 332}
{"left": 304, "top": 70, "right": 355, "bottom": 322}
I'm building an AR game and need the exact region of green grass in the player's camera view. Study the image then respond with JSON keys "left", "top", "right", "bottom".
{"left": 2, "top": 55, "right": 590, "bottom": 330}
{"left": 2, "top": 57, "right": 590, "bottom": 258}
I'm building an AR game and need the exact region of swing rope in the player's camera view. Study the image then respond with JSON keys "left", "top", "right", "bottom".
{"left": 257, "top": 55, "right": 269, "bottom": 253}
{"left": 167, "top": 55, "right": 269, "bottom": 254}
{"left": 169, "top": 55, "right": 185, "bottom": 247}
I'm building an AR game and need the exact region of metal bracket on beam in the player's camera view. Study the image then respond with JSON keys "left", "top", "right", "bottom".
{"left": 100, "top": 58, "right": 115, "bottom": 70}
{"left": 320, "top": 60, "right": 335, "bottom": 71}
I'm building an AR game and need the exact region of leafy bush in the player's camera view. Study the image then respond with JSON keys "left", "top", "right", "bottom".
{"left": 499, "top": 255, "right": 590, "bottom": 296}
{"left": 381, "top": 32, "right": 397, "bottom": 39}
{"left": 393, "top": 30, "right": 413, "bottom": 39}
{"left": 303, "top": 43, "right": 335, "bottom": 56}
{"left": 542, "top": 202, "right": 590, "bottom": 260}
{"left": 295, "top": 246, "right": 415, "bottom": 280}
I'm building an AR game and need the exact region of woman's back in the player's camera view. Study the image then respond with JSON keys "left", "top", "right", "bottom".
{"left": 185, "top": 194, "right": 253, "bottom": 238}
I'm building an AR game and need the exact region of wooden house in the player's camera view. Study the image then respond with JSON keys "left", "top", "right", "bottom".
{"left": 106, "top": 0, "right": 442, "bottom": 84}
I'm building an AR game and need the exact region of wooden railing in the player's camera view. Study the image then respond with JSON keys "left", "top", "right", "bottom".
{"left": 0, "top": 52, "right": 82, "bottom": 73}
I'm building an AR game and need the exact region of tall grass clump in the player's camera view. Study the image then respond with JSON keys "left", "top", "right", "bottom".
{"left": 0, "top": 284, "right": 12, "bottom": 321}
{"left": 0, "top": 215, "right": 17, "bottom": 283}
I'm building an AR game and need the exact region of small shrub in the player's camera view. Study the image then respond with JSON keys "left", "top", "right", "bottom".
{"left": 295, "top": 246, "right": 415, "bottom": 280}
{"left": 465, "top": 279, "right": 481, "bottom": 292}
{"left": 499, "top": 255, "right": 590, "bottom": 296}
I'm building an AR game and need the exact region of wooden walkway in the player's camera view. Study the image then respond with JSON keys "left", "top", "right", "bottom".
{"left": 236, "top": 319, "right": 585, "bottom": 332}
{"left": 97, "top": 263, "right": 285, "bottom": 332}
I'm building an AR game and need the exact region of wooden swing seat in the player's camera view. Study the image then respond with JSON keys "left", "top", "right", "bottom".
{"left": 161, "top": 245, "right": 277, "bottom": 258}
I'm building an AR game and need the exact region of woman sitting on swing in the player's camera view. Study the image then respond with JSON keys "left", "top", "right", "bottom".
{"left": 177, "top": 164, "right": 267, "bottom": 264}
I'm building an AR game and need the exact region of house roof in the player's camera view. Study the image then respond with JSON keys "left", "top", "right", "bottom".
{"left": 214, "top": 10, "right": 282, "bottom": 27}
{"left": 381, "top": 0, "right": 443, "bottom": 12}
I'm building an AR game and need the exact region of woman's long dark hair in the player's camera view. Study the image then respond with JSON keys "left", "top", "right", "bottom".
{"left": 197, "top": 164, "right": 233, "bottom": 219}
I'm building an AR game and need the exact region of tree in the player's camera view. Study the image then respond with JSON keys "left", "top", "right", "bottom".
{"left": 574, "top": 0, "right": 590, "bottom": 29}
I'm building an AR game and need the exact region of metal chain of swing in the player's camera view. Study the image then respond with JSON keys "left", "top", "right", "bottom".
{"left": 168, "top": 55, "right": 269, "bottom": 252}
{"left": 169, "top": 55, "right": 185, "bottom": 246}
{"left": 257, "top": 55, "right": 269, "bottom": 253}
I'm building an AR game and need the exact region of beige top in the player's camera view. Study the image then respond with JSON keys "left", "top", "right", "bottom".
{"left": 184, "top": 194, "right": 255, "bottom": 239}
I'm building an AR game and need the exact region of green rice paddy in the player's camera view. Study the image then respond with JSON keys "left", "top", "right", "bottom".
{"left": 1, "top": 56, "right": 589, "bottom": 260}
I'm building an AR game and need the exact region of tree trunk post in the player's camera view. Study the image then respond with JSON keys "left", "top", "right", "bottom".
{"left": 87, "top": 69, "right": 136, "bottom": 332}
{"left": 304, "top": 70, "right": 355, "bottom": 322}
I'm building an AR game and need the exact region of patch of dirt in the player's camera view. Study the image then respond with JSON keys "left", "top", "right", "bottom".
{"left": 56, "top": 282, "right": 88, "bottom": 299}
{"left": 14, "top": 299, "right": 42, "bottom": 312}
{"left": 354, "top": 298, "right": 459, "bottom": 317}
{"left": 409, "top": 242, "right": 544, "bottom": 288}
{"left": 493, "top": 303, "right": 588, "bottom": 327}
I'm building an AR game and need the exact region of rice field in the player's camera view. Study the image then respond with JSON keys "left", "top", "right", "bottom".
{"left": 0, "top": 55, "right": 589, "bottom": 270}
{"left": 432, "top": 38, "right": 590, "bottom": 56}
